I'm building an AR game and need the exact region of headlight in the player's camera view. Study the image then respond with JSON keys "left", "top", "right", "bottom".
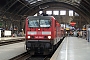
{"left": 28, "top": 36, "right": 30, "bottom": 38}
{"left": 48, "top": 36, "right": 51, "bottom": 39}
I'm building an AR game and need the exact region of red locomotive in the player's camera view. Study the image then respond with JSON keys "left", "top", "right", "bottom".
{"left": 25, "top": 16, "right": 64, "bottom": 54}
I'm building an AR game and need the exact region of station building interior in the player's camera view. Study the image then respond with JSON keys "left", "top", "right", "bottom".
{"left": 0, "top": 0, "right": 90, "bottom": 37}
{"left": 0, "top": 0, "right": 90, "bottom": 60}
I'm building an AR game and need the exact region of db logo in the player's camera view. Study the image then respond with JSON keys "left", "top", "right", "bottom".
{"left": 37, "top": 32, "right": 41, "bottom": 34}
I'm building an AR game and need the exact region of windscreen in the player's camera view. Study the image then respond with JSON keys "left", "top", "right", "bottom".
{"left": 40, "top": 19, "right": 51, "bottom": 27}
{"left": 28, "top": 18, "right": 51, "bottom": 27}
{"left": 28, "top": 19, "right": 39, "bottom": 27}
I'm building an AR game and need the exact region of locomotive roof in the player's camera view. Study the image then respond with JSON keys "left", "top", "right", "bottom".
{"left": 27, "top": 16, "right": 55, "bottom": 19}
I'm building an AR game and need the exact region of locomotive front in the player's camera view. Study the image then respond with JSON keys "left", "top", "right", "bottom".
{"left": 25, "top": 16, "right": 55, "bottom": 53}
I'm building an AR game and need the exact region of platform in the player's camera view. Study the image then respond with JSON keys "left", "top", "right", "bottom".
{"left": 0, "top": 37, "right": 26, "bottom": 60}
{"left": 50, "top": 37, "right": 90, "bottom": 60}
{"left": 0, "top": 42, "right": 26, "bottom": 60}
{"left": 0, "top": 37, "right": 25, "bottom": 41}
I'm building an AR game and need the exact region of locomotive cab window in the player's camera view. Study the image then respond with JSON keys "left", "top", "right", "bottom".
{"left": 28, "top": 19, "right": 39, "bottom": 27}
{"left": 28, "top": 18, "right": 51, "bottom": 28}
{"left": 40, "top": 19, "right": 51, "bottom": 27}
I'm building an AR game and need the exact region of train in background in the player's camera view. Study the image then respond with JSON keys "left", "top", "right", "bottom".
{"left": 25, "top": 16, "right": 64, "bottom": 54}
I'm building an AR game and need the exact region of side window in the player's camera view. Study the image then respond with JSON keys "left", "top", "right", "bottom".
{"left": 55, "top": 20, "right": 56, "bottom": 27}
{"left": 55, "top": 20, "right": 57, "bottom": 27}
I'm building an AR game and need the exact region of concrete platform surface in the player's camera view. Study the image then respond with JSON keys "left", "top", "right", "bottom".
{"left": 0, "top": 42, "right": 26, "bottom": 60}
{"left": 51, "top": 37, "right": 90, "bottom": 60}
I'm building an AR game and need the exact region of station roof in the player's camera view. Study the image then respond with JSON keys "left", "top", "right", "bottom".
{"left": 0, "top": 0, "right": 90, "bottom": 24}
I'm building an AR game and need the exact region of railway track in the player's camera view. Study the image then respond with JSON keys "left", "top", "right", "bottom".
{"left": 26, "top": 54, "right": 51, "bottom": 60}
{"left": 9, "top": 52, "right": 30, "bottom": 60}
{"left": 0, "top": 39, "right": 25, "bottom": 46}
{"left": 10, "top": 52, "right": 51, "bottom": 60}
